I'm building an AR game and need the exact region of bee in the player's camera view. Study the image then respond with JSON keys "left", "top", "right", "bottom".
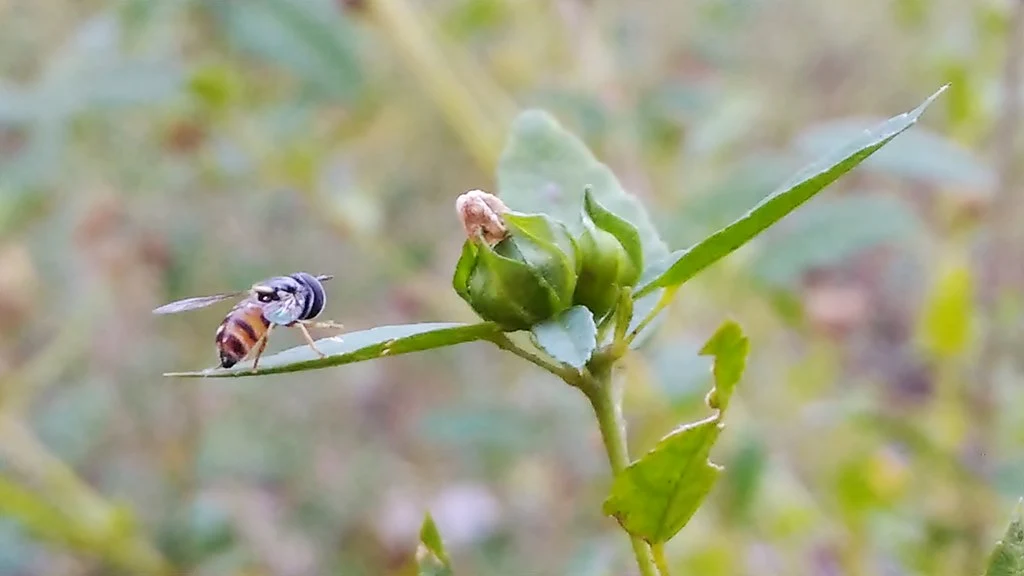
{"left": 153, "top": 272, "right": 344, "bottom": 371}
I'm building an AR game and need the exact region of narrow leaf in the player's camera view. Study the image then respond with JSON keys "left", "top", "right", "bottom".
{"left": 985, "top": 499, "right": 1024, "bottom": 576}
{"left": 530, "top": 306, "right": 597, "bottom": 369}
{"left": 164, "top": 322, "right": 501, "bottom": 378}
{"left": 603, "top": 321, "right": 749, "bottom": 543}
{"left": 417, "top": 513, "right": 454, "bottom": 576}
{"left": 796, "top": 118, "right": 994, "bottom": 190}
{"left": 634, "top": 85, "right": 948, "bottom": 298}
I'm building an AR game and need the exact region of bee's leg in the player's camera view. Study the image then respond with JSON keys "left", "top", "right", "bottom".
{"left": 250, "top": 324, "right": 274, "bottom": 373}
{"left": 301, "top": 320, "right": 345, "bottom": 331}
{"left": 295, "top": 322, "right": 327, "bottom": 358}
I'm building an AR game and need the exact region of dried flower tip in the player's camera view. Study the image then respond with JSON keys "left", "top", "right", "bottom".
{"left": 456, "top": 189, "right": 509, "bottom": 245}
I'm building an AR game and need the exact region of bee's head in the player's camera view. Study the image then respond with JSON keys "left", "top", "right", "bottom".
{"left": 252, "top": 276, "right": 306, "bottom": 324}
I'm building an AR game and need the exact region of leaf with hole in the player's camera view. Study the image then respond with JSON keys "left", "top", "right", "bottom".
{"left": 634, "top": 85, "right": 948, "bottom": 299}
{"left": 164, "top": 322, "right": 501, "bottom": 378}
{"left": 602, "top": 321, "right": 748, "bottom": 543}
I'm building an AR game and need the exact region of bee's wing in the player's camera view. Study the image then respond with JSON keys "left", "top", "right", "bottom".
{"left": 152, "top": 291, "right": 246, "bottom": 314}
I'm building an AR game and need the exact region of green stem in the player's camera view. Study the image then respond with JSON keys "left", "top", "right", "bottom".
{"left": 586, "top": 367, "right": 661, "bottom": 576}
{"left": 652, "top": 543, "right": 672, "bottom": 576}
{"left": 625, "top": 286, "right": 678, "bottom": 347}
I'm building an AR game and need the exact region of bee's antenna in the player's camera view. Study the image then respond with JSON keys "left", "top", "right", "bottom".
{"left": 316, "top": 274, "right": 334, "bottom": 282}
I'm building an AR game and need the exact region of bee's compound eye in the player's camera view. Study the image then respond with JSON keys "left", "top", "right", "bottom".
{"left": 254, "top": 287, "right": 277, "bottom": 303}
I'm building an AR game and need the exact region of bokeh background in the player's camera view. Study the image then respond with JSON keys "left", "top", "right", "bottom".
{"left": 0, "top": 0, "right": 1019, "bottom": 574}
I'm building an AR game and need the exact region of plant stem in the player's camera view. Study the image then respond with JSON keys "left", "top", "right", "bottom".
{"left": 585, "top": 366, "right": 661, "bottom": 576}
{"left": 652, "top": 543, "right": 672, "bottom": 576}
{"left": 488, "top": 333, "right": 581, "bottom": 386}
{"left": 625, "top": 286, "right": 678, "bottom": 347}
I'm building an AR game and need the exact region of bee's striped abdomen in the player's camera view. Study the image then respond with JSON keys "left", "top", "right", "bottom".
{"left": 215, "top": 300, "right": 270, "bottom": 368}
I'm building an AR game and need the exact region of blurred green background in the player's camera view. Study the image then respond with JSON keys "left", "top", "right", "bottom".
{"left": 0, "top": 0, "right": 1017, "bottom": 574}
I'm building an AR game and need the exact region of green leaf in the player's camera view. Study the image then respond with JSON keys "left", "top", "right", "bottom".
{"left": 984, "top": 499, "right": 1024, "bottom": 576}
{"left": 164, "top": 322, "right": 501, "bottom": 378}
{"left": 530, "top": 306, "right": 597, "bottom": 369}
{"left": 603, "top": 321, "right": 749, "bottom": 543}
{"left": 634, "top": 85, "right": 948, "bottom": 298}
{"left": 416, "top": 513, "right": 453, "bottom": 576}
{"left": 603, "top": 417, "right": 722, "bottom": 544}
{"left": 698, "top": 320, "right": 748, "bottom": 414}
{"left": 497, "top": 109, "right": 668, "bottom": 265}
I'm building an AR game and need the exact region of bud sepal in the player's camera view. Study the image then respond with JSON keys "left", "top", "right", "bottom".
{"left": 573, "top": 188, "right": 644, "bottom": 318}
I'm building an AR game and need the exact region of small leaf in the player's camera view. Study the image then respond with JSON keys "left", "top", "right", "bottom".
{"left": 634, "top": 85, "right": 948, "bottom": 298}
{"left": 984, "top": 499, "right": 1024, "bottom": 576}
{"left": 602, "top": 417, "right": 722, "bottom": 543}
{"left": 417, "top": 513, "right": 453, "bottom": 576}
{"left": 603, "top": 321, "right": 749, "bottom": 543}
{"left": 698, "top": 320, "right": 748, "bottom": 414}
{"left": 164, "top": 322, "right": 501, "bottom": 378}
{"left": 530, "top": 306, "right": 597, "bottom": 369}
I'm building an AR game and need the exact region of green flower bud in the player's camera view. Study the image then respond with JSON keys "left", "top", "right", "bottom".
{"left": 573, "top": 188, "right": 644, "bottom": 318}
{"left": 453, "top": 191, "right": 580, "bottom": 330}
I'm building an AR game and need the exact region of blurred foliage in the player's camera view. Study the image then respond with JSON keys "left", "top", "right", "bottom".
{"left": 0, "top": 0, "right": 1021, "bottom": 575}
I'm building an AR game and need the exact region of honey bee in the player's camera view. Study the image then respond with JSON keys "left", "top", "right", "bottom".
{"left": 153, "top": 272, "right": 344, "bottom": 371}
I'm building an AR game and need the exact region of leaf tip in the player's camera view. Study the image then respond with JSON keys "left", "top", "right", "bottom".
{"left": 510, "top": 108, "right": 560, "bottom": 134}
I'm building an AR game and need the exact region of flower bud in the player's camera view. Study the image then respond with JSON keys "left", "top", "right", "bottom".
{"left": 455, "top": 189, "right": 510, "bottom": 246}
{"left": 453, "top": 191, "right": 580, "bottom": 330}
{"left": 573, "top": 189, "right": 643, "bottom": 318}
